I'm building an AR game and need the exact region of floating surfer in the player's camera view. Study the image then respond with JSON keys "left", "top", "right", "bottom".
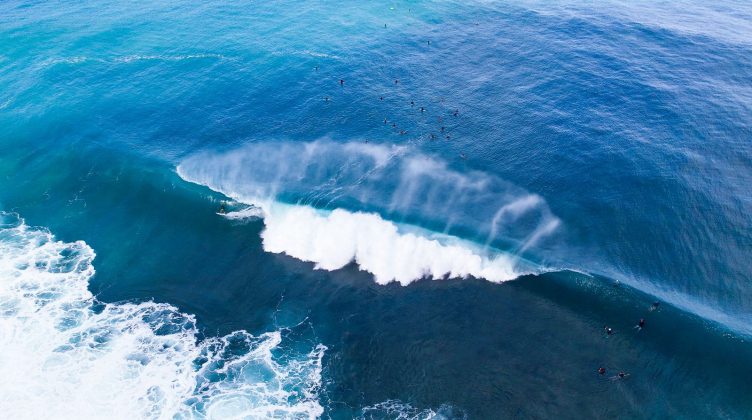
{"left": 604, "top": 326, "right": 614, "bottom": 336}
{"left": 611, "top": 371, "right": 629, "bottom": 381}
{"left": 634, "top": 318, "right": 645, "bottom": 331}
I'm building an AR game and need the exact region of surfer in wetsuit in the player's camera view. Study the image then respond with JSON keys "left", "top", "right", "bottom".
{"left": 218, "top": 204, "right": 226, "bottom": 214}
{"left": 604, "top": 326, "right": 613, "bottom": 336}
{"left": 635, "top": 318, "right": 645, "bottom": 330}
{"left": 598, "top": 367, "right": 606, "bottom": 375}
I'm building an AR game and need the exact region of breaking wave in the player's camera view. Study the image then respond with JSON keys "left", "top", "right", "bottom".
{"left": 177, "top": 140, "right": 561, "bottom": 285}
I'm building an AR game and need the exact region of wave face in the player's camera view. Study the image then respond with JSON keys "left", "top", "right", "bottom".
{"left": 0, "top": 213, "right": 325, "bottom": 419}
{"left": 177, "top": 140, "right": 561, "bottom": 285}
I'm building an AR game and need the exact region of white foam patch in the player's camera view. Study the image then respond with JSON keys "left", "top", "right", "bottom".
{"left": 0, "top": 213, "right": 325, "bottom": 419}
{"left": 359, "top": 399, "right": 459, "bottom": 419}
{"left": 220, "top": 206, "right": 265, "bottom": 221}
{"left": 261, "top": 203, "right": 524, "bottom": 285}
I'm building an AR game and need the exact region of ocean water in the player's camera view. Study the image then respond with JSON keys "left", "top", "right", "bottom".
{"left": 1, "top": 0, "right": 751, "bottom": 418}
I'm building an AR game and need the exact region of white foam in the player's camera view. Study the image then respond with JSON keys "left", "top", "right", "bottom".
{"left": 220, "top": 206, "right": 265, "bottom": 221}
{"left": 0, "top": 213, "right": 325, "bottom": 419}
{"left": 359, "top": 399, "right": 458, "bottom": 419}
{"left": 261, "top": 203, "right": 523, "bottom": 285}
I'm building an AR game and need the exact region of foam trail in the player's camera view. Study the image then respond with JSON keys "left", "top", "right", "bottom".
{"left": 178, "top": 140, "right": 560, "bottom": 285}
{"left": 0, "top": 213, "right": 325, "bottom": 419}
{"left": 359, "top": 399, "right": 461, "bottom": 419}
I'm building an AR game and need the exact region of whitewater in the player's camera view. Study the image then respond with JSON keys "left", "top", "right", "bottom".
{"left": 0, "top": 213, "right": 325, "bottom": 419}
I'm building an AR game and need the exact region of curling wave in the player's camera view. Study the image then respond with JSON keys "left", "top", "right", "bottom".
{"left": 177, "top": 140, "right": 561, "bottom": 285}
{"left": 0, "top": 213, "right": 325, "bottom": 419}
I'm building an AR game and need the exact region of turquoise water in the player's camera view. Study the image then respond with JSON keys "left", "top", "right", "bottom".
{"left": 1, "top": 0, "right": 751, "bottom": 418}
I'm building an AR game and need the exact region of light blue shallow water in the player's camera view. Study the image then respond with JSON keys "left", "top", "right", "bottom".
{"left": 1, "top": 0, "right": 751, "bottom": 418}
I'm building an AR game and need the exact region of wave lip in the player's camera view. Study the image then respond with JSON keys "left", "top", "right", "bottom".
{"left": 0, "top": 212, "right": 325, "bottom": 419}
{"left": 177, "top": 140, "right": 557, "bottom": 285}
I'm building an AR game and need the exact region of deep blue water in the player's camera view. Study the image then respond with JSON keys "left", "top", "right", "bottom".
{"left": 1, "top": 0, "right": 751, "bottom": 418}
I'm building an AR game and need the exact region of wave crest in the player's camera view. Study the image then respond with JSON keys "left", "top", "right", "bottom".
{"left": 178, "top": 140, "right": 560, "bottom": 284}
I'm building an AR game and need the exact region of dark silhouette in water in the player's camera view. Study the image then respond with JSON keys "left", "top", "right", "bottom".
{"left": 339, "top": 79, "right": 344, "bottom": 86}
{"left": 218, "top": 204, "right": 226, "bottom": 214}
{"left": 604, "top": 326, "right": 613, "bottom": 336}
{"left": 598, "top": 367, "right": 606, "bottom": 375}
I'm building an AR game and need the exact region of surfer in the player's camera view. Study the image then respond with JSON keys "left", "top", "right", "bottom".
{"left": 635, "top": 318, "right": 645, "bottom": 330}
{"left": 218, "top": 204, "right": 226, "bottom": 214}
{"left": 339, "top": 79, "right": 344, "bottom": 86}
{"left": 411, "top": 101, "right": 415, "bottom": 106}
{"left": 324, "top": 96, "right": 330, "bottom": 102}
{"left": 604, "top": 326, "right": 613, "bottom": 336}
{"left": 420, "top": 107, "right": 425, "bottom": 112}
{"left": 395, "top": 79, "right": 399, "bottom": 84}
{"left": 454, "top": 109, "right": 459, "bottom": 116}
{"left": 598, "top": 367, "right": 606, "bottom": 375}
